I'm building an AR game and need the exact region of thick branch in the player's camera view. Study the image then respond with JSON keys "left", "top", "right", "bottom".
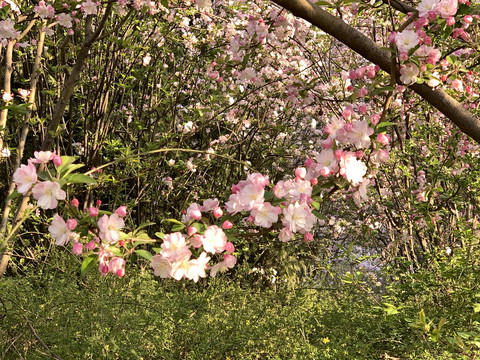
{"left": 271, "top": 0, "right": 480, "bottom": 143}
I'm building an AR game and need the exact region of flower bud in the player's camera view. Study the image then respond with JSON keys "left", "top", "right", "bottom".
{"left": 115, "top": 206, "right": 127, "bottom": 217}
{"left": 304, "top": 233, "right": 314, "bottom": 242}
{"left": 71, "top": 198, "right": 79, "bottom": 207}
{"left": 213, "top": 207, "right": 223, "bottom": 218}
{"left": 72, "top": 243, "right": 83, "bottom": 255}
{"left": 225, "top": 242, "right": 235, "bottom": 252}
{"left": 66, "top": 218, "right": 77, "bottom": 230}
{"left": 86, "top": 241, "right": 96, "bottom": 250}
{"left": 88, "top": 207, "right": 99, "bottom": 217}
{"left": 53, "top": 155, "right": 63, "bottom": 167}
{"left": 222, "top": 220, "right": 233, "bottom": 230}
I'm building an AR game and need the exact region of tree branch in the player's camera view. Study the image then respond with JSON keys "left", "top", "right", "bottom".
{"left": 270, "top": 0, "right": 480, "bottom": 143}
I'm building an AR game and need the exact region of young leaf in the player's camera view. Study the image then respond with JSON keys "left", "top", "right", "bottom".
{"left": 135, "top": 250, "right": 153, "bottom": 261}
{"left": 81, "top": 254, "right": 98, "bottom": 276}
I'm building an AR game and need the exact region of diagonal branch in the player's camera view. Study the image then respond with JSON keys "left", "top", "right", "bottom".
{"left": 270, "top": 0, "right": 480, "bottom": 143}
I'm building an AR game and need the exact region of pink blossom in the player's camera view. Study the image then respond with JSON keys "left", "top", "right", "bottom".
{"left": 418, "top": 0, "right": 440, "bottom": 17}
{"left": 171, "top": 252, "right": 192, "bottom": 280}
{"left": 48, "top": 214, "right": 70, "bottom": 246}
{"left": 377, "top": 133, "right": 391, "bottom": 145}
{"left": 395, "top": 30, "right": 420, "bottom": 53}
{"left": 238, "top": 183, "right": 265, "bottom": 211}
{"left": 13, "top": 160, "right": 37, "bottom": 194}
{"left": 437, "top": 0, "right": 457, "bottom": 18}
{"left": 346, "top": 120, "right": 374, "bottom": 148}
{"left": 250, "top": 202, "right": 281, "bottom": 228}
{"left": 98, "top": 214, "right": 125, "bottom": 243}
{"left": 109, "top": 257, "right": 126, "bottom": 277}
{"left": 202, "top": 225, "right": 227, "bottom": 254}
{"left": 151, "top": 255, "right": 172, "bottom": 278}
{"left": 213, "top": 207, "right": 223, "bottom": 218}
{"left": 34, "top": 1, "right": 55, "bottom": 18}
{"left": 339, "top": 152, "right": 367, "bottom": 186}
{"left": 115, "top": 205, "right": 127, "bottom": 217}
{"left": 72, "top": 243, "right": 83, "bottom": 255}
{"left": 161, "top": 232, "right": 190, "bottom": 261}
{"left": 315, "top": 149, "right": 339, "bottom": 177}
{"left": 222, "top": 220, "right": 233, "bottom": 229}
{"left": 71, "top": 198, "right": 79, "bottom": 207}
{"left": 209, "top": 254, "right": 237, "bottom": 278}
{"left": 32, "top": 181, "right": 66, "bottom": 209}
{"left": 282, "top": 202, "right": 317, "bottom": 234}
{"left": 86, "top": 241, "right": 96, "bottom": 250}
{"left": 80, "top": 0, "right": 98, "bottom": 15}
{"left": 279, "top": 227, "right": 293, "bottom": 242}
{"left": 451, "top": 79, "right": 464, "bottom": 92}
{"left": 185, "top": 252, "right": 210, "bottom": 282}
{"left": 201, "top": 198, "right": 219, "bottom": 212}
{"left": 66, "top": 219, "right": 77, "bottom": 230}
{"left": 88, "top": 207, "right": 99, "bottom": 217}
{"left": 400, "top": 64, "right": 419, "bottom": 85}
{"left": 225, "top": 242, "right": 235, "bottom": 252}
{"left": 358, "top": 88, "right": 368, "bottom": 97}
{"left": 304, "top": 233, "right": 314, "bottom": 242}
{"left": 31, "top": 151, "right": 54, "bottom": 164}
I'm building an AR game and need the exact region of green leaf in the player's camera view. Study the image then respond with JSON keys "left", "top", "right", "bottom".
{"left": 60, "top": 163, "right": 84, "bottom": 178}
{"left": 155, "top": 232, "right": 165, "bottom": 240}
{"left": 376, "top": 121, "right": 396, "bottom": 129}
{"left": 6, "top": 189, "right": 21, "bottom": 201}
{"left": 135, "top": 250, "right": 153, "bottom": 261}
{"left": 66, "top": 174, "right": 97, "bottom": 185}
{"left": 171, "top": 224, "right": 185, "bottom": 232}
{"left": 473, "top": 303, "right": 480, "bottom": 313}
{"left": 107, "top": 246, "right": 123, "bottom": 257}
{"left": 56, "top": 156, "right": 76, "bottom": 175}
{"left": 133, "top": 222, "right": 155, "bottom": 235}
{"left": 163, "top": 218, "right": 184, "bottom": 226}
{"left": 81, "top": 254, "right": 98, "bottom": 276}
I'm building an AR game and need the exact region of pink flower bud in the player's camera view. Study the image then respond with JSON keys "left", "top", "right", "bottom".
{"left": 99, "top": 263, "right": 109, "bottom": 276}
{"left": 344, "top": 123, "right": 353, "bottom": 132}
{"left": 222, "top": 220, "right": 233, "bottom": 229}
{"left": 321, "top": 137, "right": 333, "bottom": 149}
{"left": 370, "top": 114, "right": 381, "bottom": 126}
{"left": 86, "top": 241, "right": 96, "bottom": 250}
{"left": 53, "top": 155, "right": 63, "bottom": 167}
{"left": 225, "top": 242, "right": 235, "bottom": 252}
{"left": 188, "top": 226, "right": 198, "bottom": 236}
{"left": 191, "top": 209, "right": 202, "bottom": 220}
{"left": 96, "top": 200, "right": 102, "bottom": 207}
{"left": 72, "top": 243, "right": 83, "bottom": 255}
{"left": 116, "top": 268, "right": 125, "bottom": 277}
{"left": 304, "top": 233, "right": 314, "bottom": 242}
{"left": 377, "top": 133, "right": 390, "bottom": 145}
{"left": 334, "top": 149, "right": 343, "bottom": 160}
{"left": 71, "top": 198, "right": 79, "bottom": 207}
{"left": 446, "top": 16, "right": 455, "bottom": 26}
{"left": 246, "top": 215, "right": 255, "bottom": 223}
{"left": 464, "top": 15, "right": 473, "bottom": 23}
{"left": 115, "top": 206, "right": 127, "bottom": 217}
{"left": 88, "top": 207, "right": 99, "bottom": 217}
{"left": 295, "top": 167, "right": 307, "bottom": 179}
{"left": 311, "top": 178, "right": 318, "bottom": 186}
{"left": 118, "top": 240, "right": 125, "bottom": 247}
{"left": 304, "top": 158, "right": 314, "bottom": 168}
{"left": 213, "top": 207, "right": 223, "bottom": 218}
{"left": 66, "top": 218, "right": 77, "bottom": 230}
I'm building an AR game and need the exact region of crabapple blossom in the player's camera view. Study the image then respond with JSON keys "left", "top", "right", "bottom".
{"left": 202, "top": 225, "right": 227, "bottom": 254}
{"left": 115, "top": 205, "right": 127, "bottom": 217}
{"left": 340, "top": 152, "right": 367, "bottom": 186}
{"left": 109, "top": 257, "right": 126, "bottom": 277}
{"left": 314, "top": 149, "right": 339, "bottom": 177}
{"left": 250, "top": 202, "right": 282, "bottom": 228}
{"left": 282, "top": 202, "right": 317, "bottom": 234}
{"left": 72, "top": 243, "right": 83, "bottom": 255}
{"left": 13, "top": 160, "right": 37, "bottom": 194}
{"left": 97, "top": 213, "right": 125, "bottom": 243}
{"left": 151, "top": 255, "right": 172, "bottom": 278}
{"left": 346, "top": 120, "right": 374, "bottom": 149}
{"left": 160, "top": 232, "right": 190, "bottom": 261}
{"left": 48, "top": 214, "right": 70, "bottom": 246}
{"left": 400, "top": 64, "right": 420, "bottom": 85}
{"left": 437, "top": 0, "right": 458, "bottom": 18}
{"left": 395, "top": 30, "right": 420, "bottom": 53}
{"left": 185, "top": 252, "right": 210, "bottom": 282}
{"left": 209, "top": 254, "right": 237, "bottom": 278}
{"left": 31, "top": 151, "right": 54, "bottom": 164}
{"left": 32, "top": 181, "right": 66, "bottom": 209}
